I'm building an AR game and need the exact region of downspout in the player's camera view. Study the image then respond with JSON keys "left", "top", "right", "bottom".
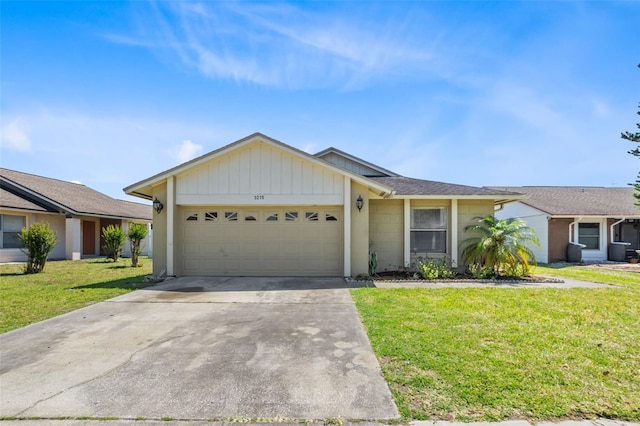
{"left": 568, "top": 217, "right": 585, "bottom": 247}
{"left": 610, "top": 218, "right": 626, "bottom": 243}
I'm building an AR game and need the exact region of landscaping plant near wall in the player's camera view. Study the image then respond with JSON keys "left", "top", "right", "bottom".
{"left": 18, "top": 222, "right": 57, "bottom": 274}
{"left": 102, "top": 225, "right": 126, "bottom": 262}
{"left": 462, "top": 216, "right": 540, "bottom": 278}
{"left": 127, "top": 223, "right": 148, "bottom": 267}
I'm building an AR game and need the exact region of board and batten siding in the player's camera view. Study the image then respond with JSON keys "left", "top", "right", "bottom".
{"left": 319, "top": 152, "right": 385, "bottom": 177}
{"left": 175, "top": 142, "right": 345, "bottom": 205}
{"left": 369, "top": 199, "right": 404, "bottom": 271}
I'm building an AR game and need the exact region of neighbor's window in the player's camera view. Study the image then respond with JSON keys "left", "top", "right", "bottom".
{"left": 410, "top": 208, "right": 447, "bottom": 254}
{"left": 0, "top": 214, "right": 26, "bottom": 249}
{"left": 578, "top": 223, "right": 600, "bottom": 249}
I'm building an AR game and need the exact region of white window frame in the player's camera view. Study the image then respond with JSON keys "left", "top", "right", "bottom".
{"left": 410, "top": 207, "right": 447, "bottom": 254}
{"left": 578, "top": 222, "right": 600, "bottom": 250}
{"left": 0, "top": 214, "right": 27, "bottom": 249}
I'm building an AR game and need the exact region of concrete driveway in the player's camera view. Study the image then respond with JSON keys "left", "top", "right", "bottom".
{"left": 0, "top": 277, "right": 398, "bottom": 421}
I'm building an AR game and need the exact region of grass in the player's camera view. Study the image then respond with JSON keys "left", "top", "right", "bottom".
{"left": 0, "top": 257, "right": 153, "bottom": 334}
{"left": 534, "top": 264, "right": 639, "bottom": 288}
{"left": 352, "top": 265, "right": 640, "bottom": 422}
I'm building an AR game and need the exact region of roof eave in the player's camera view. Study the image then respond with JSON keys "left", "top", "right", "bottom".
{"left": 124, "top": 133, "right": 395, "bottom": 199}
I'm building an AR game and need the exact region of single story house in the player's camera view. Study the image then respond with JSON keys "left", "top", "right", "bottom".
{"left": 1, "top": 168, "right": 153, "bottom": 263}
{"left": 124, "top": 132, "right": 523, "bottom": 278}
{"left": 491, "top": 186, "right": 640, "bottom": 263}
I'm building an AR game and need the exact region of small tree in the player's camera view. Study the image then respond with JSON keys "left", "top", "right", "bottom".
{"left": 621, "top": 63, "right": 640, "bottom": 207}
{"left": 18, "top": 222, "right": 57, "bottom": 274}
{"left": 127, "top": 223, "right": 148, "bottom": 267}
{"left": 102, "top": 225, "right": 126, "bottom": 262}
{"left": 461, "top": 216, "right": 541, "bottom": 278}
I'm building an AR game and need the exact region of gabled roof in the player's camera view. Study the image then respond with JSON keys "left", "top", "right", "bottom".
{"left": 0, "top": 188, "right": 48, "bottom": 212}
{"left": 124, "top": 132, "right": 395, "bottom": 199}
{"left": 1, "top": 168, "right": 152, "bottom": 221}
{"left": 373, "top": 177, "right": 524, "bottom": 202}
{"left": 488, "top": 186, "right": 640, "bottom": 217}
{"left": 314, "top": 147, "right": 399, "bottom": 177}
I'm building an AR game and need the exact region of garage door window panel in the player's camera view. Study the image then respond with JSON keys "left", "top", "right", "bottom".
{"left": 225, "top": 212, "right": 238, "bottom": 222}
{"left": 185, "top": 213, "right": 198, "bottom": 221}
{"left": 205, "top": 212, "right": 218, "bottom": 221}
{"left": 286, "top": 212, "right": 299, "bottom": 221}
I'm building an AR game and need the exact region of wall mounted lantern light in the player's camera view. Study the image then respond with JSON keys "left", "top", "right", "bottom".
{"left": 356, "top": 195, "right": 364, "bottom": 212}
{"left": 153, "top": 197, "right": 164, "bottom": 215}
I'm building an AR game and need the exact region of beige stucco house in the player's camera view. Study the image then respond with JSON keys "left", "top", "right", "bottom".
{"left": 125, "top": 133, "right": 523, "bottom": 278}
{"left": 1, "top": 168, "right": 153, "bottom": 263}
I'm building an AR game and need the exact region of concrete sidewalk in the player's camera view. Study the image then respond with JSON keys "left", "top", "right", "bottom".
{"left": 0, "top": 418, "right": 638, "bottom": 425}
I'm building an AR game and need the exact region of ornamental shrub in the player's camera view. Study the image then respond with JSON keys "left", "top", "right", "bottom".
{"left": 127, "top": 223, "right": 148, "bottom": 267}
{"left": 416, "top": 257, "right": 455, "bottom": 280}
{"left": 18, "top": 222, "right": 57, "bottom": 274}
{"left": 102, "top": 225, "right": 126, "bottom": 262}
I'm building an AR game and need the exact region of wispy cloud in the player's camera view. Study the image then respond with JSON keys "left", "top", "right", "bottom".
{"left": 0, "top": 117, "right": 31, "bottom": 151}
{"left": 170, "top": 140, "right": 204, "bottom": 164}
{"left": 109, "top": 1, "right": 444, "bottom": 89}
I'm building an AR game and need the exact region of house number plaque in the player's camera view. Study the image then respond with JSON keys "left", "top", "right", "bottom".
{"left": 254, "top": 194, "right": 265, "bottom": 200}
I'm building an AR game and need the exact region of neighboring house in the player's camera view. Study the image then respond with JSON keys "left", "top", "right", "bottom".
{"left": 491, "top": 186, "right": 640, "bottom": 263}
{"left": 1, "top": 168, "right": 153, "bottom": 263}
{"left": 124, "top": 132, "right": 523, "bottom": 278}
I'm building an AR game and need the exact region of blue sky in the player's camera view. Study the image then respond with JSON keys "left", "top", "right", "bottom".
{"left": 1, "top": 1, "right": 639, "bottom": 203}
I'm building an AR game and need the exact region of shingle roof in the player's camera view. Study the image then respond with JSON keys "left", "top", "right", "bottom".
{"left": 0, "top": 188, "right": 47, "bottom": 212}
{"left": 0, "top": 168, "right": 152, "bottom": 221}
{"left": 371, "top": 176, "right": 524, "bottom": 198}
{"left": 487, "top": 186, "right": 640, "bottom": 216}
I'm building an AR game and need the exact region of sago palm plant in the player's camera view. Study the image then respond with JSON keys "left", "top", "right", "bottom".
{"left": 462, "top": 216, "right": 541, "bottom": 278}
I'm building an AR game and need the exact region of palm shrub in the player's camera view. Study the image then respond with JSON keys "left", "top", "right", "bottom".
{"left": 462, "top": 216, "right": 541, "bottom": 278}
{"left": 127, "top": 223, "right": 148, "bottom": 267}
{"left": 102, "top": 224, "right": 126, "bottom": 262}
{"left": 18, "top": 222, "right": 57, "bottom": 274}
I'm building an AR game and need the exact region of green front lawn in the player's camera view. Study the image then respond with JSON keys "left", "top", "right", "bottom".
{"left": 0, "top": 257, "right": 153, "bottom": 333}
{"left": 534, "top": 264, "right": 639, "bottom": 289}
{"left": 352, "top": 266, "right": 640, "bottom": 422}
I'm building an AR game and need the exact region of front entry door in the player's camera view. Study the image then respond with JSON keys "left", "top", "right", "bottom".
{"left": 82, "top": 221, "right": 96, "bottom": 256}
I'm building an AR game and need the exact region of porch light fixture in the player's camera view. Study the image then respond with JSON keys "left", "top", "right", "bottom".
{"left": 153, "top": 197, "right": 164, "bottom": 215}
{"left": 356, "top": 195, "right": 364, "bottom": 212}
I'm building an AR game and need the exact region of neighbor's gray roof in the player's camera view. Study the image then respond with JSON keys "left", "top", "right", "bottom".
{"left": 371, "top": 176, "right": 524, "bottom": 198}
{"left": 0, "top": 187, "right": 47, "bottom": 212}
{"left": 488, "top": 186, "right": 640, "bottom": 216}
{"left": 0, "top": 168, "right": 152, "bottom": 221}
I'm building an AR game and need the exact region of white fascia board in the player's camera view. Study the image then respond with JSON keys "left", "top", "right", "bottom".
{"left": 124, "top": 133, "right": 394, "bottom": 199}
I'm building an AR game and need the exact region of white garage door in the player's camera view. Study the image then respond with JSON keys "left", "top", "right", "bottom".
{"left": 182, "top": 207, "right": 343, "bottom": 276}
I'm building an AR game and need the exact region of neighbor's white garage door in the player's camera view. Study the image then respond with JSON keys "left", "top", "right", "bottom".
{"left": 182, "top": 207, "right": 343, "bottom": 276}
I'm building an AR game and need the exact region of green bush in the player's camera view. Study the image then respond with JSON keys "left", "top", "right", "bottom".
{"left": 18, "top": 222, "right": 57, "bottom": 274}
{"left": 102, "top": 225, "right": 126, "bottom": 262}
{"left": 466, "top": 262, "right": 494, "bottom": 279}
{"left": 127, "top": 223, "right": 148, "bottom": 268}
{"left": 416, "top": 257, "right": 455, "bottom": 280}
